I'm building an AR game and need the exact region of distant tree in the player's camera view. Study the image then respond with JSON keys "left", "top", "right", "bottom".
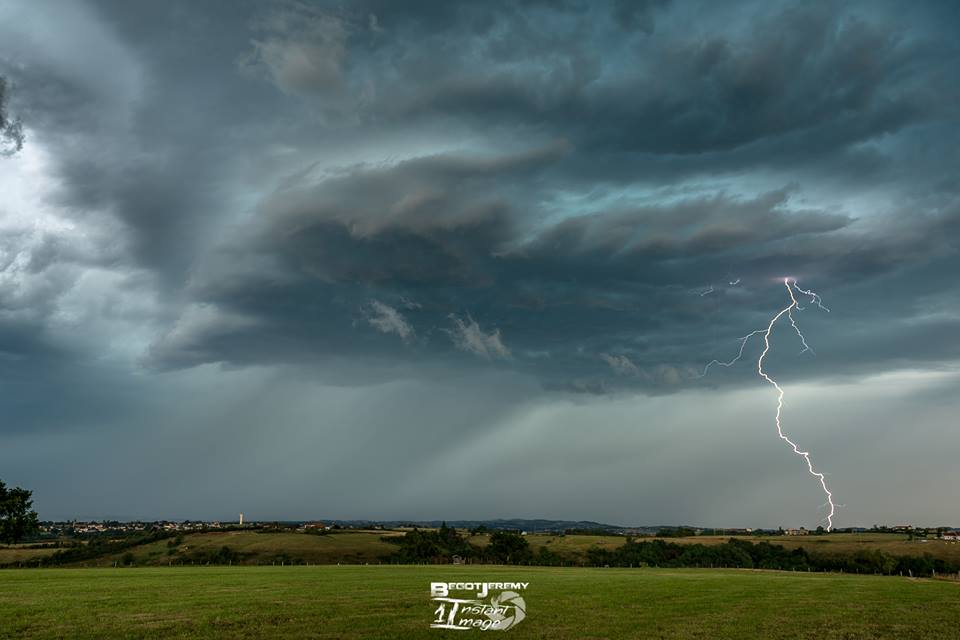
{"left": 534, "top": 545, "right": 562, "bottom": 566}
{"left": 390, "top": 528, "right": 445, "bottom": 562}
{"left": 816, "top": 526, "right": 825, "bottom": 535}
{"left": 0, "top": 77, "right": 25, "bottom": 156}
{"left": 0, "top": 480, "right": 40, "bottom": 544}
{"left": 438, "top": 522, "right": 462, "bottom": 548}
{"left": 487, "top": 531, "right": 531, "bottom": 564}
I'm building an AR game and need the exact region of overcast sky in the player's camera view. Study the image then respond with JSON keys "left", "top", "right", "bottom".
{"left": 1, "top": 0, "right": 958, "bottom": 528}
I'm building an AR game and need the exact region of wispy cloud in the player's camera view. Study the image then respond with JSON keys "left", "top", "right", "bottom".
{"left": 446, "top": 315, "right": 510, "bottom": 360}
{"left": 364, "top": 300, "right": 414, "bottom": 341}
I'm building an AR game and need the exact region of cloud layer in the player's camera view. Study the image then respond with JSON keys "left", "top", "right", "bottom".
{"left": 1, "top": 0, "right": 958, "bottom": 526}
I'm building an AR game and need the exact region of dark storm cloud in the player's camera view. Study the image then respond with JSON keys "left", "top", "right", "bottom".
{"left": 0, "top": 76, "right": 25, "bottom": 155}
{"left": 3, "top": 0, "right": 960, "bottom": 527}
{"left": 148, "top": 151, "right": 959, "bottom": 391}
{"left": 337, "top": 0, "right": 954, "bottom": 157}
{"left": 1, "top": 1, "right": 287, "bottom": 287}
{"left": 2, "top": 0, "right": 957, "bottom": 395}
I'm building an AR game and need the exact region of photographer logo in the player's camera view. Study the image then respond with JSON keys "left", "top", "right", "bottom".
{"left": 429, "top": 581, "right": 528, "bottom": 631}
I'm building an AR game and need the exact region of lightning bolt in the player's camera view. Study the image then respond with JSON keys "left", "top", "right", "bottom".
{"left": 699, "top": 329, "right": 766, "bottom": 377}
{"left": 786, "top": 304, "right": 814, "bottom": 355}
{"left": 792, "top": 281, "right": 831, "bottom": 313}
{"left": 703, "top": 277, "right": 836, "bottom": 530}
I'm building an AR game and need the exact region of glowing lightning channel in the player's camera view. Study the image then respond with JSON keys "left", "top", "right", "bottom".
{"left": 758, "top": 278, "right": 835, "bottom": 530}
{"left": 786, "top": 305, "right": 814, "bottom": 355}
{"left": 703, "top": 277, "right": 836, "bottom": 530}
{"left": 699, "top": 329, "right": 766, "bottom": 377}
{"left": 793, "top": 281, "right": 831, "bottom": 312}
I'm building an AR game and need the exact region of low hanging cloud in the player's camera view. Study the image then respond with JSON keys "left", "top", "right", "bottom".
{"left": 446, "top": 315, "right": 511, "bottom": 360}
{"left": 146, "top": 303, "right": 262, "bottom": 370}
{"left": 364, "top": 299, "right": 414, "bottom": 342}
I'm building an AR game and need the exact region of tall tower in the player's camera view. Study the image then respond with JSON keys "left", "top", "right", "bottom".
{"left": 239, "top": 512, "right": 244, "bottom": 526}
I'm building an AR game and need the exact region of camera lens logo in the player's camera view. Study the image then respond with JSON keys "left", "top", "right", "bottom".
{"left": 486, "top": 591, "right": 525, "bottom": 630}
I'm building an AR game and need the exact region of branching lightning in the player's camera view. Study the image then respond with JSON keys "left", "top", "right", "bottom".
{"left": 702, "top": 277, "right": 836, "bottom": 530}
{"left": 786, "top": 305, "right": 814, "bottom": 355}
{"left": 699, "top": 329, "right": 766, "bottom": 377}
{"left": 793, "top": 281, "right": 831, "bottom": 313}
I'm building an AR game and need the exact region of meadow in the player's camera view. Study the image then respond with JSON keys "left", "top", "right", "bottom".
{"left": 1, "top": 565, "right": 959, "bottom": 639}
{"left": 514, "top": 532, "right": 960, "bottom": 564}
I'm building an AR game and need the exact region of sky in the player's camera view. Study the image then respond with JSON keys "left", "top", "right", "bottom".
{"left": 0, "top": 0, "right": 958, "bottom": 528}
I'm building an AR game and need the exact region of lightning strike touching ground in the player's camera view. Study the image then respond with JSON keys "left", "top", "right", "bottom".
{"left": 702, "top": 278, "right": 836, "bottom": 530}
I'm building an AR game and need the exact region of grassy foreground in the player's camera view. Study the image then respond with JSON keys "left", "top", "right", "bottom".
{"left": 2, "top": 565, "right": 959, "bottom": 639}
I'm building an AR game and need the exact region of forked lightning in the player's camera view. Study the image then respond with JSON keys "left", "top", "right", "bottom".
{"left": 702, "top": 278, "right": 836, "bottom": 530}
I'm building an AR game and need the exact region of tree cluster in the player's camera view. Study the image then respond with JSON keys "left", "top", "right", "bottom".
{"left": 386, "top": 524, "right": 534, "bottom": 564}
{"left": 0, "top": 480, "right": 40, "bottom": 544}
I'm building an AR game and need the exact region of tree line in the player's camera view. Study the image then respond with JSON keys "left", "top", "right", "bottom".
{"left": 386, "top": 525, "right": 959, "bottom": 577}
{"left": 587, "top": 537, "right": 958, "bottom": 577}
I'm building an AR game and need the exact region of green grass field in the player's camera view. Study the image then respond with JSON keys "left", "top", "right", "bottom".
{"left": 0, "top": 546, "right": 59, "bottom": 565}
{"left": 1, "top": 565, "right": 959, "bottom": 639}
{"left": 118, "top": 530, "right": 403, "bottom": 567}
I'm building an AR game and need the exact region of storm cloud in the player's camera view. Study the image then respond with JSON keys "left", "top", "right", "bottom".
{"left": 1, "top": 0, "right": 958, "bottom": 527}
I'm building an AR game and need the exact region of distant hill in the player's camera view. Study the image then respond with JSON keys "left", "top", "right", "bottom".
{"left": 321, "top": 518, "right": 634, "bottom": 533}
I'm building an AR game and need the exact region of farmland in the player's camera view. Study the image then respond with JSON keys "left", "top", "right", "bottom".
{"left": 522, "top": 532, "right": 960, "bottom": 565}
{"left": 5, "top": 529, "right": 960, "bottom": 569}
{"left": 2, "top": 565, "right": 959, "bottom": 639}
